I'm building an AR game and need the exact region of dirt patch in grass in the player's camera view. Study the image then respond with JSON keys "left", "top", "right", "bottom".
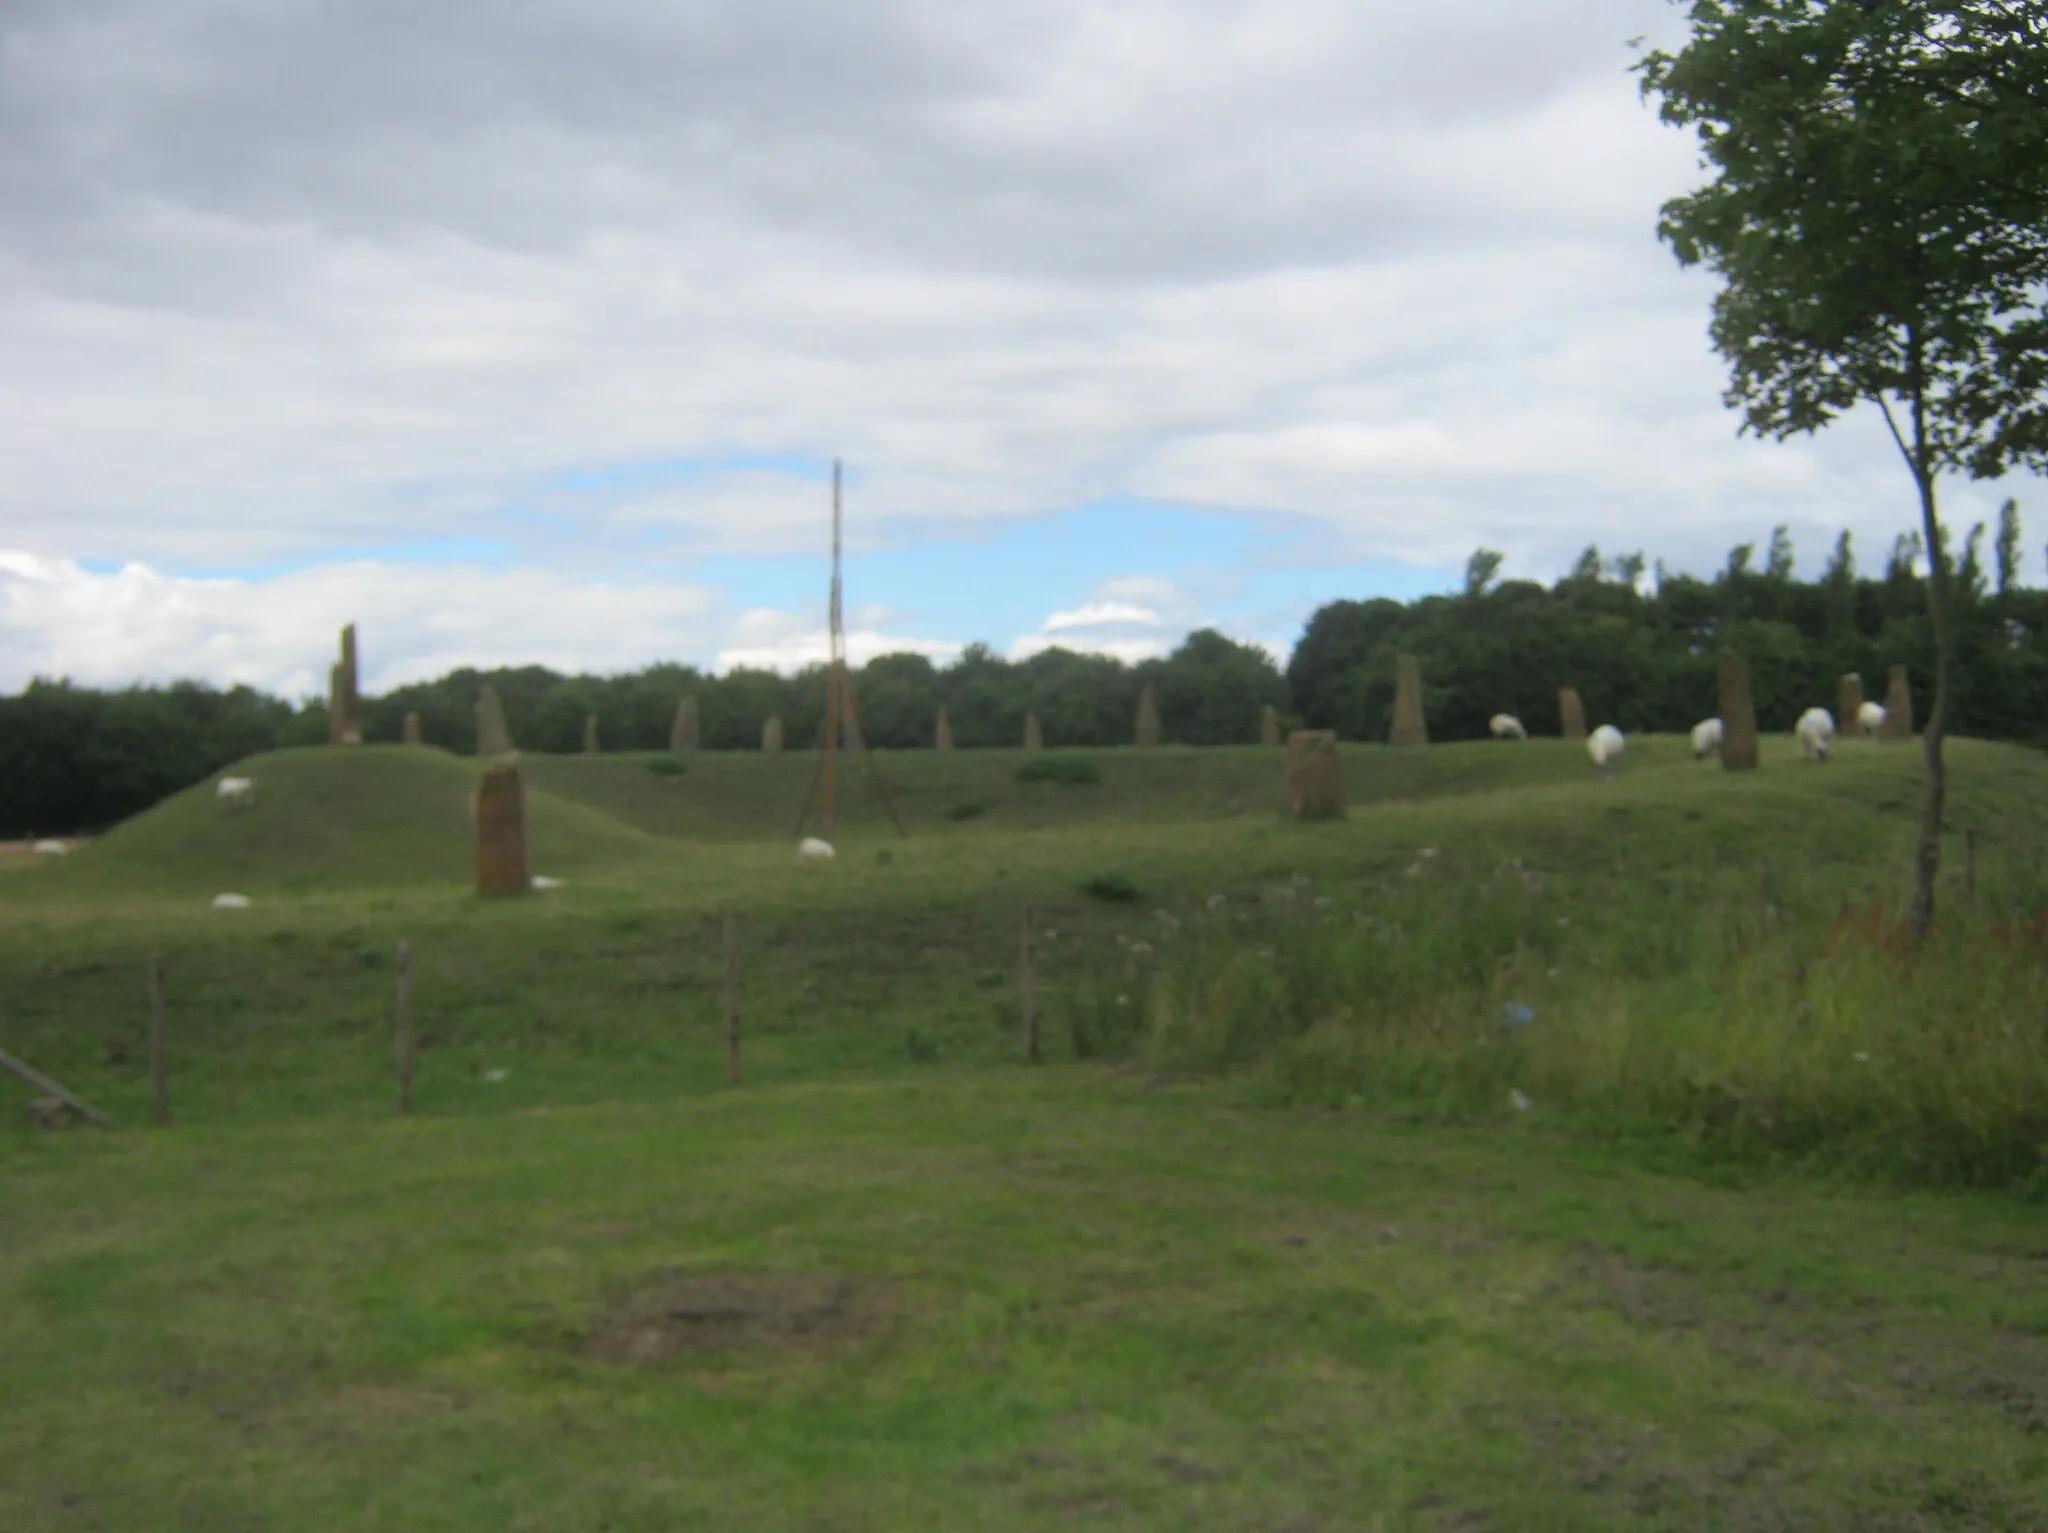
{"left": 584, "top": 1269, "right": 898, "bottom": 1364}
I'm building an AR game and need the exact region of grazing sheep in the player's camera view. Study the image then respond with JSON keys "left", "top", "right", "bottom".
{"left": 1690, "top": 718, "right": 1723, "bottom": 760}
{"left": 1795, "top": 706, "right": 1836, "bottom": 762}
{"left": 211, "top": 892, "right": 252, "bottom": 909}
{"left": 1488, "top": 713, "right": 1528, "bottom": 740}
{"left": 31, "top": 839, "right": 67, "bottom": 856}
{"left": 1856, "top": 700, "right": 1886, "bottom": 739}
{"left": 797, "top": 837, "right": 836, "bottom": 862}
{"left": 216, "top": 775, "right": 256, "bottom": 808}
{"left": 1586, "top": 724, "right": 1625, "bottom": 779}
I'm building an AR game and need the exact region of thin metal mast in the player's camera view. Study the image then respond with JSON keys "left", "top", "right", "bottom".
{"left": 822, "top": 459, "right": 843, "bottom": 834}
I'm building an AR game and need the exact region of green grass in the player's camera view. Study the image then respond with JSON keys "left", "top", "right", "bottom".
{"left": 5, "top": 733, "right": 2048, "bottom": 1526}
{"left": 5, "top": 1074, "right": 2047, "bottom": 1530}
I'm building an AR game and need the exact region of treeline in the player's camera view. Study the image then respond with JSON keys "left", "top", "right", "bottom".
{"left": 3, "top": 513, "right": 2043, "bottom": 837}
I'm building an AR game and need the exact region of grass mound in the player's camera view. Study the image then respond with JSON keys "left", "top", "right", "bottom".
{"left": 41, "top": 746, "right": 660, "bottom": 895}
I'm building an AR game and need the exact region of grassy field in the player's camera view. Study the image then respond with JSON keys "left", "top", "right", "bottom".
{"left": 4, "top": 735, "right": 2048, "bottom": 1528}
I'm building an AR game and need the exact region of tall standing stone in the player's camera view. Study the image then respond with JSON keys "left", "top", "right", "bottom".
{"left": 329, "top": 623, "right": 363, "bottom": 746}
{"left": 1135, "top": 684, "right": 1162, "bottom": 748}
{"left": 1838, "top": 673, "right": 1864, "bottom": 732}
{"left": 936, "top": 707, "right": 954, "bottom": 751}
{"left": 1558, "top": 687, "right": 1588, "bottom": 742}
{"left": 473, "top": 758, "right": 531, "bottom": 896}
{"left": 402, "top": 711, "right": 423, "bottom": 746}
{"left": 1023, "top": 713, "right": 1044, "bottom": 751}
{"left": 476, "top": 685, "right": 513, "bottom": 758}
{"left": 582, "top": 713, "right": 600, "bottom": 754}
{"left": 1389, "top": 654, "right": 1428, "bottom": 746}
{"left": 1718, "top": 649, "right": 1760, "bottom": 769}
{"left": 762, "top": 715, "right": 784, "bottom": 754}
{"left": 1280, "top": 731, "right": 1345, "bottom": 821}
{"left": 1879, "top": 665, "right": 1914, "bottom": 741}
{"left": 670, "top": 695, "right": 700, "bottom": 754}
{"left": 1259, "top": 703, "right": 1281, "bottom": 748}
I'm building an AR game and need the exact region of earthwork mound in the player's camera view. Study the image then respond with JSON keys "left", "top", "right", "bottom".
{"left": 585, "top": 1269, "right": 898, "bottom": 1364}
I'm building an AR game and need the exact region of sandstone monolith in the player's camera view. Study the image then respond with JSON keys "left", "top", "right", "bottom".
{"left": 476, "top": 685, "right": 513, "bottom": 757}
{"left": 1260, "top": 703, "right": 1280, "bottom": 748}
{"left": 1558, "top": 687, "right": 1587, "bottom": 742}
{"left": 1281, "top": 731, "right": 1345, "bottom": 821}
{"left": 1879, "top": 665, "right": 1913, "bottom": 741}
{"left": 762, "top": 715, "right": 784, "bottom": 754}
{"left": 402, "top": 711, "right": 422, "bottom": 746}
{"left": 329, "top": 623, "right": 363, "bottom": 746}
{"left": 936, "top": 707, "right": 954, "bottom": 751}
{"left": 1389, "top": 654, "right": 1427, "bottom": 746}
{"left": 1838, "top": 673, "right": 1863, "bottom": 732}
{"left": 671, "top": 695, "right": 700, "bottom": 754}
{"left": 474, "top": 758, "right": 531, "bottom": 896}
{"left": 1135, "top": 684, "right": 1161, "bottom": 748}
{"left": 1024, "top": 713, "right": 1044, "bottom": 751}
{"left": 1718, "top": 649, "right": 1760, "bottom": 769}
{"left": 582, "top": 713, "right": 599, "bottom": 754}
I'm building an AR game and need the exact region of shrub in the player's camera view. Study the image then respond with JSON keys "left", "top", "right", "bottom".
{"left": 1015, "top": 757, "right": 1102, "bottom": 785}
{"left": 947, "top": 799, "right": 990, "bottom": 822}
{"left": 646, "top": 756, "right": 688, "bottom": 778}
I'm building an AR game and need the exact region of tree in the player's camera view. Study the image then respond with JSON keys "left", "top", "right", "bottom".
{"left": 1464, "top": 548, "right": 1505, "bottom": 597}
{"left": 1766, "top": 525, "right": 1795, "bottom": 581}
{"left": 1637, "top": 0, "right": 2048, "bottom": 943}
{"left": 1568, "top": 545, "right": 1604, "bottom": 583}
{"left": 1994, "top": 497, "right": 2022, "bottom": 594}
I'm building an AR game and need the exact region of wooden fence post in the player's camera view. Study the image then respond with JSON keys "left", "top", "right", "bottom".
{"left": 723, "top": 916, "right": 741, "bottom": 1087}
{"left": 395, "top": 940, "right": 415, "bottom": 1114}
{"left": 1022, "top": 905, "right": 1040, "bottom": 1065}
{"left": 147, "top": 953, "right": 169, "bottom": 1127}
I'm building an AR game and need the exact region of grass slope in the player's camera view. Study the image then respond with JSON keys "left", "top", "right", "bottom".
{"left": 40, "top": 746, "right": 664, "bottom": 895}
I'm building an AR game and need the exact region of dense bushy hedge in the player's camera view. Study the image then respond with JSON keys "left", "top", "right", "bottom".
{"left": 4, "top": 520, "right": 2043, "bottom": 837}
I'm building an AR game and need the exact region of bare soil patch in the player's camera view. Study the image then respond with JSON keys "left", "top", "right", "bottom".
{"left": 584, "top": 1269, "right": 897, "bottom": 1365}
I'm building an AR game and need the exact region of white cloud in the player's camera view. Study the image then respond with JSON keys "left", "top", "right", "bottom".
{"left": 1042, "top": 601, "right": 1164, "bottom": 633}
{"left": 4, "top": 0, "right": 2035, "bottom": 694}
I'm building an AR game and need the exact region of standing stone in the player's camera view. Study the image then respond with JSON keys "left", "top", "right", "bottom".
{"left": 1879, "top": 665, "right": 1914, "bottom": 741}
{"left": 1023, "top": 713, "right": 1044, "bottom": 751}
{"left": 1718, "top": 649, "right": 1760, "bottom": 769}
{"left": 1389, "top": 654, "right": 1428, "bottom": 746}
{"left": 1259, "top": 703, "right": 1281, "bottom": 748}
{"left": 1280, "top": 731, "right": 1345, "bottom": 821}
{"left": 329, "top": 623, "right": 363, "bottom": 746}
{"left": 670, "top": 695, "right": 700, "bottom": 754}
{"left": 1838, "top": 673, "right": 1864, "bottom": 732}
{"left": 762, "top": 715, "right": 784, "bottom": 755}
{"left": 475, "top": 685, "right": 513, "bottom": 758}
{"left": 402, "top": 711, "right": 423, "bottom": 746}
{"left": 1558, "top": 687, "right": 1588, "bottom": 742}
{"left": 582, "top": 713, "right": 600, "bottom": 754}
{"left": 473, "top": 758, "right": 531, "bottom": 896}
{"left": 1135, "top": 684, "right": 1162, "bottom": 748}
{"left": 936, "top": 707, "right": 954, "bottom": 751}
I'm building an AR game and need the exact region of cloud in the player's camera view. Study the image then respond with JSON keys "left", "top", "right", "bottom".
{"left": 4, "top": 0, "right": 2034, "bottom": 695}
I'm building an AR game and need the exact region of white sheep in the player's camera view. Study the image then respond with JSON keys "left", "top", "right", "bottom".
{"left": 797, "top": 837, "right": 836, "bottom": 862}
{"left": 1690, "top": 718, "right": 1723, "bottom": 760}
{"left": 1795, "top": 706, "right": 1836, "bottom": 762}
{"left": 1488, "top": 713, "right": 1528, "bottom": 740}
{"left": 216, "top": 775, "right": 257, "bottom": 809}
{"left": 1856, "top": 700, "right": 1886, "bottom": 739}
{"left": 1586, "top": 723, "right": 1625, "bottom": 779}
{"left": 211, "top": 892, "right": 252, "bottom": 909}
{"left": 31, "top": 839, "right": 67, "bottom": 856}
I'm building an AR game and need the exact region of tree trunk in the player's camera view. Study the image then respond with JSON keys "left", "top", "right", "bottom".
{"left": 1906, "top": 388, "right": 1953, "bottom": 948}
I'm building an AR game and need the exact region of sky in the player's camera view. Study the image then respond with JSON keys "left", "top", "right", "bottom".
{"left": 2, "top": 0, "right": 2038, "bottom": 702}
